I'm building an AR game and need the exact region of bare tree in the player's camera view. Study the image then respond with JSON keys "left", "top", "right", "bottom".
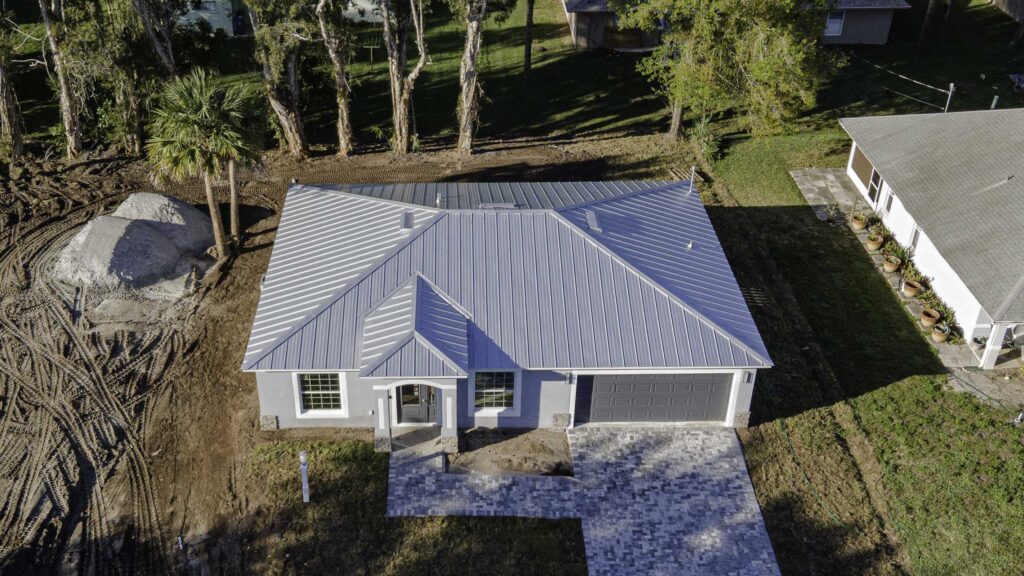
{"left": 918, "top": 0, "right": 943, "bottom": 51}
{"left": 315, "top": 0, "right": 355, "bottom": 156}
{"left": 129, "top": 0, "right": 178, "bottom": 75}
{"left": 940, "top": 0, "right": 964, "bottom": 43}
{"left": 249, "top": 3, "right": 309, "bottom": 158}
{"left": 455, "top": 0, "right": 486, "bottom": 155}
{"left": 523, "top": 0, "right": 534, "bottom": 75}
{"left": 0, "top": 23, "right": 23, "bottom": 159}
{"left": 380, "top": 0, "right": 430, "bottom": 154}
{"left": 37, "top": 0, "right": 83, "bottom": 158}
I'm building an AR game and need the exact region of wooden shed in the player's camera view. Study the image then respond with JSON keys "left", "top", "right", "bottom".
{"left": 562, "top": 0, "right": 661, "bottom": 51}
{"left": 821, "top": 0, "right": 910, "bottom": 45}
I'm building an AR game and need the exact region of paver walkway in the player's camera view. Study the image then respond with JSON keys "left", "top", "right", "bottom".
{"left": 386, "top": 426, "right": 779, "bottom": 575}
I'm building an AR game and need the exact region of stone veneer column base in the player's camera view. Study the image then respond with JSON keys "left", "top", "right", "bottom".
{"left": 374, "top": 436, "right": 393, "bottom": 453}
{"left": 551, "top": 413, "right": 571, "bottom": 429}
{"left": 732, "top": 412, "right": 751, "bottom": 428}
{"left": 439, "top": 435, "right": 459, "bottom": 454}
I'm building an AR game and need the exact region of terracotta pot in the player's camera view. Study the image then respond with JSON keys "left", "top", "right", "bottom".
{"left": 920, "top": 308, "right": 941, "bottom": 327}
{"left": 901, "top": 279, "right": 922, "bottom": 298}
{"left": 866, "top": 235, "right": 884, "bottom": 251}
{"left": 931, "top": 324, "right": 950, "bottom": 343}
{"left": 883, "top": 255, "right": 902, "bottom": 273}
{"left": 851, "top": 215, "right": 868, "bottom": 232}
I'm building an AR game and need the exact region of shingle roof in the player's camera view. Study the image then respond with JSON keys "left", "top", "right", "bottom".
{"left": 242, "top": 183, "right": 771, "bottom": 372}
{"left": 840, "top": 109, "right": 1024, "bottom": 322}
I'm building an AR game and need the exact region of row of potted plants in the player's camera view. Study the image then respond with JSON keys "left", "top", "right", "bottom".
{"left": 852, "top": 213, "right": 959, "bottom": 344}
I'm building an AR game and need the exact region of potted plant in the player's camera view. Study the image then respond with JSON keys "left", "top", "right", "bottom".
{"left": 850, "top": 212, "right": 868, "bottom": 232}
{"left": 969, "top": 336, "right": 986, "bottom": 352}
{"left": 883, "top": 254, "right": 902, "bottom": 273}
{"left": 931, "top": 323, "right": 950, "bottom": 343}
{"left": 901, "top": 278, "right": 922, "bottom": 298}
{"left": 866, "top": 233, "right": 884, "bottom": 251}
{"left": 920, "top": 308, "right": 941, "bottom": 327}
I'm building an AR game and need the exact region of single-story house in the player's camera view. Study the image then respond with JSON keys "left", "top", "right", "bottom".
{"left": 840, "top": 108, "right": 1024, "bottom": 368}
{"left": 561, "top": 0, "right": 661, "bottom": 51}
{"left": 821, "top": 0, "right": 910, "bottom": 45}
{"left": 242, "top": 182, "right": 771, "bottom": 452}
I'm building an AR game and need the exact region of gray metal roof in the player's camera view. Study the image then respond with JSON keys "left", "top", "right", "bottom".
{"left": 834, "top": 0, "right": 910, "bottom": 9}
{"left": 242, "top": 183, "right": 771, "bottom": 372}
{"left": 358, "top": 275, "right": 470, "bottom": 378}
{"left": 840, "top": 109, "right": 1024, "bottom": 322}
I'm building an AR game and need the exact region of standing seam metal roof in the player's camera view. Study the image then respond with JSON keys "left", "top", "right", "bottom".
{"left": 243, "top": 183, "right": 771, "bottom": 371}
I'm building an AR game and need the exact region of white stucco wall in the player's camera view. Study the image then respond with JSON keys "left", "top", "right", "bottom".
{"left": 846, "top": 144, "right": 989, "bottom": 339}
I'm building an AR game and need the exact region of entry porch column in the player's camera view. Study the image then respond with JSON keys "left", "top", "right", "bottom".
{"left": 373, "top": 388, "right": 393, "bottom": 452}
{"left": 439, "top": 387, "right": 459, "bottom": 454}
{"left": 980, "top": 324, "right": 1010, "bottom": 370}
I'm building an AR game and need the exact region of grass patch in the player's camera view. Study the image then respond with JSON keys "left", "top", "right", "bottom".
{"left": 247, "top": 440, "right": 586, "bottom": 575}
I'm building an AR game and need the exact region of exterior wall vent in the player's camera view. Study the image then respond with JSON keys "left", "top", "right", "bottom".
{"left": 585, "top": 209, "right": 602, "bottom": 233}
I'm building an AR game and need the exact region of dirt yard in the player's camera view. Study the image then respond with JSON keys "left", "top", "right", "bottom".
{"left": 448, "top": 429, "right": 574, "bottom": 476}
{"left": 0, "top": 135, "right": 674, "bottom": 574}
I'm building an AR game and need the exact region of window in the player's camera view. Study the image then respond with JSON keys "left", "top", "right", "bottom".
{"left": 910, "top": 226, "right": 921, "bottom": 250}
{"left": 474, "top": 372, "right": 516, "bottom": 409}
{"left": 195, "top": 1, "right": 217, "bottom": 11}
{"left": 868, "top": 170, "right": 884, "bottom": 204}
{"left": 295, "top": 373, "right": 345, "bottom": 416}
{"left": 824, "top": 11, "right": 845, "bottom": 37}
{"left": 883, "top": 192, "right": 894, "bottom": 214}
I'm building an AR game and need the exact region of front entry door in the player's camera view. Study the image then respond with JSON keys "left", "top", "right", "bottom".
{"left": 397, "top": 384, "right": 437, "bottom": 424}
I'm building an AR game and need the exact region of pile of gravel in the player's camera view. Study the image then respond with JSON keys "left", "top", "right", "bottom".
{"left": 53, "top": 193, "right": 213, "bottom": 291}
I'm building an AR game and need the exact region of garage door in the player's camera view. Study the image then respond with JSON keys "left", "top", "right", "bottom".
{"left": 583, "top": 374, "right": 732, "bottom": 423}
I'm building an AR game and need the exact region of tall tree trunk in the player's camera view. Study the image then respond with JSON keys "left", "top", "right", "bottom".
{"left": 0, "top": 59, "right": 23, "bottom": 160}
{"left": 229, "top": 159, "right": 240, "bottom": 245}
{"left": 129, "top": 0, "right": 176, "bottom": 75}
{"left": 251, "top": 12, "right": 308, "bottom": 158}
{"left": 204, "top": 172, "right": 227, "bottom": 260}
{"left": 523, "top": 0, "right": 534, "bottom": 76}
{"left": 918, "top": 0, "right": 943, "bottom": 51}
{"left": 667, "top": 102, "right": 683, "bottom": 139}
{"left": 1012, "top": 20, "right": 1024, "bottom": 48}
{"left": 457, "top": 0, "right": 488, "bottom": 156}
{"left": 316, "top": 0, "right": 355, "bottom": 156}
{"left": 38, "top": 0, "right": 82, "bottom": 159}
{"left": 940, "top": 0, "right": 962, "bottom": 43}
{"left": 381, "top": 0, "right": 430, "bottom": 155}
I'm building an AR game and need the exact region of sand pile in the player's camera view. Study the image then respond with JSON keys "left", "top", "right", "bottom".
{"left": 53, "top": 193, "right": 213, "bottom": 294}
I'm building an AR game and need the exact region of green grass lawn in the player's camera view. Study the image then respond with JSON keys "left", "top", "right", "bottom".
{"left": 711, "top": 3, "right": 1024, "bottom": 572}
{"left": 246, "top": 440, "right": 586, "bottom": 576}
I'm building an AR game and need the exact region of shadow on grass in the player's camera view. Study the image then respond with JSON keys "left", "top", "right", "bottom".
{"left": 706, "top": 203, "right": 946, "bottom": 423}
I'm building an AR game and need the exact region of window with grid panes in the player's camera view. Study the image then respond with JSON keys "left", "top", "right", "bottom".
{"left": 474, "top": 372, "right": 516, "bottom": 409}
{"left": 298, "top": 373, "right": 343, "bottom": 411}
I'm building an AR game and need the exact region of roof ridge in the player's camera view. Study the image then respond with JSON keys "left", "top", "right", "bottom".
{"left": 548, "top": 208, "right": 770, "bottom": 366}
{"left": 318, "top": 185, "right": 443, "bottom": 212}
{"left": 242, "top": 212, "right": 448, "bottom": 370}
{"left": 553, "top": 181, "right": 677, "bottom": 212}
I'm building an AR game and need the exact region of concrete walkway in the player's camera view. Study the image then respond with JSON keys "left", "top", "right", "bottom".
{"left": 386, "top": 426, "right": 779, "bottom": 575}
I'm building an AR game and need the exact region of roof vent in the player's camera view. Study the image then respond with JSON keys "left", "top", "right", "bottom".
{"left": 584, "top": 209, "right": 602, "bottom": 233}
{"left": 401, "top": 210, "right": 415, "bottom": 230}
{"left": 479, "top": 202, "right": 519, "bottom": 210}
{"left": 435, "top": 191, "right": 442, "bottom": 208}
{"left": 685, "top": 240, "right": 694, "bottom": 251}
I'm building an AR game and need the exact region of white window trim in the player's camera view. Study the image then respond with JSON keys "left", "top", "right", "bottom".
{"left": 824, "top": 10, "right": 845, "bottom": 37}
{"left": 292, "top": 372, "right": 349, "bottom": 419}
{"left": 468, "top": 369, "right": 522, "bottom": 417}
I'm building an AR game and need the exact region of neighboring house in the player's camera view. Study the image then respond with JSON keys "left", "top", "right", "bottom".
{"left": 993, "top": 0, "right": 1024, "bottom": 23}
{"left": 561, "top": 0, "right": 661, "bottom": 51}
{"left": 242, "top": 182, "right": 771, "bottom": 452}
{"left": 179, "top": 0, "right": 240, "bottom": 35}
{"left": 821, "top": 0, "right": 910, "bottom": 45}
{"left": 840, "top": 109, "right": 1024, "bottom": 368}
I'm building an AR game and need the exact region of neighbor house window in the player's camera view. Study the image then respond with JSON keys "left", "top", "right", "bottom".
{"left": 868, "top": 170, "right": 884, "bottom": 204}
{"left": 910, "top": 226, "right": 921, "bottom": 250}
{"left": 474, "top": 372, "right": 516, "bottom": 409}
{"left": 825, "top": 11, "right": 845, "bottom": 37}
{"left": 296, "top": 373, "right": 344, "bottom": 412}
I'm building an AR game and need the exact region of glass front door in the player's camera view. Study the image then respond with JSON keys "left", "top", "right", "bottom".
{"left": 397, "top": 384, "right": 437, "bottom": 424}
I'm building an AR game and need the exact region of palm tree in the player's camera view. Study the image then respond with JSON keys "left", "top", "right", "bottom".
{"left": 147, "top": 70, "right": 255, "bottom": 260}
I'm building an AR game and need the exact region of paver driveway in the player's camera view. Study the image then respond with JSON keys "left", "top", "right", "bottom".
{"left": 386, "top": 426, "right": 779, "bottom": 575}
